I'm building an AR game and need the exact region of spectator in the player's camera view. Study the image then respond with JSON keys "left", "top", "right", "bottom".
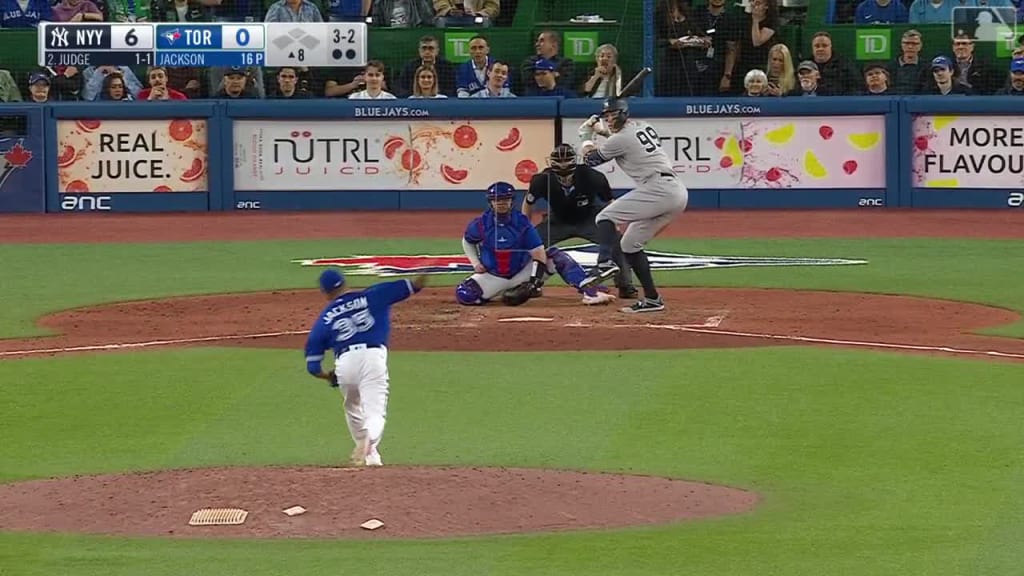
{"left": 348, "top": 60, "right": 396, "bottom": 99}
{"left": 908, "top": 0, "right": 960, "bottom": 24}
{"left": 995, "top": 57, "right": 1024, "bottom": 95}
{"left": 951, "top": 33, "right": 1002, "bottom": 94}
{"left": 888, "top": 29, "right": 929, "bottom": 94}
{"left": 138, "top": 66, "right": 189, "bottom": 100}
{"left": 0, "top": 0, "right": 53, "bottom": 27}
{"left": 861, "top": 62, "right": 892, "bottom": 94}
{"left": 580, "top": 43, "right": 624, "bottom": 98}
{"left": 809, "top": 31, "right": 860, "bottom": 95}
{"left": 99, "top": 72, "right": 134, "bottom": 100}
{"left": 105, "top": 0, "right": 152, "bottom": 21}
{"left": 151, "top": 0, "right": 207, "bottom": 21}
{"left": 855, "top": 0, "right": 910, "bottom": 23}
{"left": 82, "top": 65, "right": 144, "bottom": 100}
{"left": 469, "top": 60, "right": 515, "bottom": 97}
{"left": 696, "top": 0, "right": 741, "bottom": 95}
{"left": 743, "top": 68, "right": 768, "bottom": 96}
{"left": 764, "top": 42, "right": 795, "bottom": 96}
{"left": 215, "top": 66, "right": 260, "bottom": 98}
{"left": 922, "top": 55, "right": 972, "bottom": 94}
{"left": 409, "top": 65, "right": 447, "bottom": 98}
{"left": 433, "top": 0, "right": 498, "bottom": 28}
{"left": 318, "top": 66, "right": 368, "bottom": 97}
{"left": 456, "top": 35, "right": 498, "bottom": 98}
{"left": 34, "top": 66, "right": 84, "bottom": 101}
{"left": 396, "top": 35, "right": 454, "bottom": 97}
{"left": 520, "top": 30, "right": 574, "bottom": 96}
{"left": 788, "top": 60, "right": 831, "bottom": 96}
{"left": 25, "top": 71, "right": 52, "bottom": 102}
{"left": 368, "top": 0, "right": 435, "bottom": 27}
{"left": 738, "top": 0, "right": 778, "bottom": 88}
{"left": 326, "top": 0, "right": 370, "bottom": 20}
{"left": 268, "top": 66, "right": 313, "bottom": 98}
{"left": 52, "top": 0, "right": 103, "bottom": 21}
{"left": 0, "top": 70, "right": 22, "bottom": 102}
{"left": 655, "top": 0, "right": 707, "bottom": 96}
{"left": 528, "top": 58, "right": 575, "bottom": 97}
{"left": 265, "top": 0, "right": 323, "bottom": 21}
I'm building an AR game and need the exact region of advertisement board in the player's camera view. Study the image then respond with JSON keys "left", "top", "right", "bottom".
{"left": 233, "top": 119, "right": 552, "bottom": 191}
{"left": 562, "top": 116, "right": 887, "bottom": 189}
{"left": 911, "top": 115, "right": 1024, "bottom": 189}
{"left": 56, "top": 119, "right": 209, "bottom": 193}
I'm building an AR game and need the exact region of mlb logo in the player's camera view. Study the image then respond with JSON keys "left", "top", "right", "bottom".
{"left": 951, "top": 6, "right": 1018, "bottom": 56}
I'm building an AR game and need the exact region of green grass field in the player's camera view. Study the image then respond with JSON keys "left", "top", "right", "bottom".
{"left": 2, "top": 235, "right": 1023, "bottom": 576}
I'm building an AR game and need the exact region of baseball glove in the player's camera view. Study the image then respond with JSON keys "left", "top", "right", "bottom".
{"left": 327, "top": 372, "right": 339, "bottom": 388}
{"left": 502, "top": 281, "right": 535, "bottom": 306}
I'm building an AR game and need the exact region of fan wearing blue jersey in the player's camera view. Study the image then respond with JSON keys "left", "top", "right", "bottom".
{"left": 455, "top": 181, "right": 616, "bottom": 306}
{"left": 304, "top": 269, "right": 427, "bottom": 467}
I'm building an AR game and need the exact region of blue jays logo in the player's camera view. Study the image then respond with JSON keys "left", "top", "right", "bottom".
{"left": 0, "top": 138, "right": 33, "bottom": 192}
{"left": 162, "top": 29, "right": 182, "bottom": 45}
{"left": 294, "top": 244, "right": 867, "bottom": 276}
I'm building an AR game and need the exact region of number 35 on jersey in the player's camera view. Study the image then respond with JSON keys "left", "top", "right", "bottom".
{"left": 264, "top": 22, "right": 367, "bottom": 67}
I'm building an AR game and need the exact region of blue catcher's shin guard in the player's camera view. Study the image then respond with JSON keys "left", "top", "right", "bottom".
{"left": 546, "top": 246, "right": 590, "bottom": 292}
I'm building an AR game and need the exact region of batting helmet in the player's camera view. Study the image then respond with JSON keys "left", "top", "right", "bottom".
{"left": 485, "top": 181, "right": 516, "bottom": 201}
{"left": 601, "top": 98, "right": 630, "bottom": 131}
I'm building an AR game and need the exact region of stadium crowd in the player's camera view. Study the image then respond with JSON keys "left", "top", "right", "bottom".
{"left": 1, "top": 0, "right": 1023, "bottom": 103}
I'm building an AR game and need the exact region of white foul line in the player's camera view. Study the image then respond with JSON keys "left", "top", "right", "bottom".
{"left": 0, "top": 324, "right": 1021, "bottom": 361}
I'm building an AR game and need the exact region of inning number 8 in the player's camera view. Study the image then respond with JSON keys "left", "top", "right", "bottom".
{"left": 635, "top": 126, "right": 661, "bottom": 153}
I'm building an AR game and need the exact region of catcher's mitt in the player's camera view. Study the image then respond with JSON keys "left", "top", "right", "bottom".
{"left": 502, "top": 281, "right": 535, "bottom": 306}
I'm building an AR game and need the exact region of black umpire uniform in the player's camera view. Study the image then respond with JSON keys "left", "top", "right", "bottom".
{"left": 524, "top": 163, "right": 636, "bottom": 298}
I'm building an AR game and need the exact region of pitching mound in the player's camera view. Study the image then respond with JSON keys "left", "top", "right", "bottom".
{"left": 2, "top": 287, "right": 1023, "bottom": 361}
{"left": 0, "top": 466, "right": 758, "bottom": 539}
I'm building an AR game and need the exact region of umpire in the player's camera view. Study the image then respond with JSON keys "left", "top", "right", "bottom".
{"left": 522, "top": 143, "right": 637, "bottom": 299}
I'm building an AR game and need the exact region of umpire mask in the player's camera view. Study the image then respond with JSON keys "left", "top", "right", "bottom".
{"left": 548, "top": 143, "right": 577, "bottom": 187}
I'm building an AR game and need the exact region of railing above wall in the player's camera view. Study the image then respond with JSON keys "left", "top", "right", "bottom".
{"left": 0, "top": 96, "right": 1021, "bottom": 213}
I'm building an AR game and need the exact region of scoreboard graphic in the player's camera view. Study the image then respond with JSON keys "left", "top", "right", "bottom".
{"left": 38, "top": 22, "right": 368, "bottom": 68}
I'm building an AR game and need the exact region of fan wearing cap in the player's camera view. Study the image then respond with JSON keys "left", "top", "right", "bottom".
{"left": 529, "top": 58, "right": 577, "bottom": 98}
{"left": 789, "top": 60, "right": 834, "bottom": 96}
{"left": 521, "top": 30, "right": 576, "bottom": 96}
{"left": 860, "top": 62, "right": 891, "bottom": 95}
{"left": 996, "top": 58, "right": 1024, "bottom": 95}
{"left": 214, "top": 67, "right": 259, "bottom": 99}
{"left": 924, "top": 56, "right": 971, "bottom": 96}
{"left": 25, "top": 71, "right": 52, "bottom": 103}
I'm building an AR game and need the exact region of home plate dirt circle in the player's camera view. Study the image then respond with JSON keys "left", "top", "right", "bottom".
{"left": 0, "top": 466, "right": 759, "bottom": 539}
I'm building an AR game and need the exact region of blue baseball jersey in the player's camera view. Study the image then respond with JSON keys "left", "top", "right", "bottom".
{"left": 304, "top": 279, "right": 420, "bottom": 374}
{"left": 464, "top": 209, "right": 543, "bottom": 278}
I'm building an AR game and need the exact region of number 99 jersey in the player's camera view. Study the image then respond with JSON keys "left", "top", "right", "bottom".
{"left": 587, "top": 120, "right": 675, "bottom": 184}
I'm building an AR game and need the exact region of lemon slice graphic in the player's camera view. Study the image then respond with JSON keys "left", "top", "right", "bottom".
{"left": 765, "top": 123, "right": 795, "bottom": 145}
{"left": 722, "top": 135, "right": 744, "bottom": 167}
{"left": 925, "top": 178, "right": 959, "bottom": 188}
{"left": 933, "top": 116, "right": 958, "bottom": 131}
{"left": 847, "top": 132, "right": 881, "bottom": 150}
{"left": 804, "top": 150, "right": 827, "bottom": 179}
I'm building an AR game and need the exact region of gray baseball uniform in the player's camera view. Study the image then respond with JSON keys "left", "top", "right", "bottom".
{"left": 587, "top": 120, "right": 689, "bottom": 252}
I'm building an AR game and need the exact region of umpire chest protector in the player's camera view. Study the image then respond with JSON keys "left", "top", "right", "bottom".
{"left": 527, "top": 166, "right": 606, "bottom": 224}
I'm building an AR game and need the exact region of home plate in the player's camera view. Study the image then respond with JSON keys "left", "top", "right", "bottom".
{"left": 497, "top": 317, "right": 554, "bottom": 322}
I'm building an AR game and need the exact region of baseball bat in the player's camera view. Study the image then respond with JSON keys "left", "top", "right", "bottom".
{"left": 614, "top": 67, "right": 651, "bottom": 99}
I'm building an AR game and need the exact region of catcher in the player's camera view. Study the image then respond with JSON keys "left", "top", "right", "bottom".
{"left": 523, "top": 143, "right": 637, "bottom": 299}
{"left": 455, "top": 181, "right": 616, "bottom": 307}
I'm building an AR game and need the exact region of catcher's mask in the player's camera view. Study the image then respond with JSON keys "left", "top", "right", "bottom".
{"left": 600, "top": 97, "right": 629, "bottom": 132}
{"left": 485, "top": 180, "right": 516, "bottom": 216}
{"left": 547, "top": 143, "right": 577, "bottom": 187}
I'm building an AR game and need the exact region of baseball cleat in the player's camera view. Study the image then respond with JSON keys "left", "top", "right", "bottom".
{"left": 618, "top": 286, "right": 639, "bottom": 299}
{"left": 621, "top": 297, "right": 665, "bottom": 314}
{"left": 579, "top": 260, "right": 619, "bottom": 288}
{"left": 582, "top": 291, "right": 616, "bottom": 305}
{"left": 349, "top": 437, "right": 371, "bottom": 467}
{"left": 365, "top": 451, "right": 383, "bottom": 466}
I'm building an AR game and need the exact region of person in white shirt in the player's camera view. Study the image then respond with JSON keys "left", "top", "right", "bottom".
{"left": 348, "top": 60, "right": 397, "bottom": 99}
{"left": 408, "top": 65, "right": 448, "bottom": 98}
{"left": 469, "top": 60, "right": 516, "bottom": 98}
